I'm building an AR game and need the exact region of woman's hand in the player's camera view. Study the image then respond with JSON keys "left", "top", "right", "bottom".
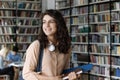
{"left": 68, "top": 71, "right": 80, "bottom": 80}
{"left": 61, "top": 70, "right": 81, "bottom": 80}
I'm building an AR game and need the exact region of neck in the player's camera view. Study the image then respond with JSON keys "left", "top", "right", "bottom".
{"left": 48, "top": 36, "right": 57, "bottom": 45}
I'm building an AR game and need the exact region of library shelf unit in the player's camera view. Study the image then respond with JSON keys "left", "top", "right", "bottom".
{"left": 0, "top": 0, "right": 42, "bottom": 54}
{"left": 56, "top": 0, "right": 120, "bottom": 80}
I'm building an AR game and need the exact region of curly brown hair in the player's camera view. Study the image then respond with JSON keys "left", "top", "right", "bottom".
{"left": 38, "top": 9, "right": 71, "bottom": 54}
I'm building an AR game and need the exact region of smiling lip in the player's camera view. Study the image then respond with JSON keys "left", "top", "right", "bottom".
{"left": 46, "top": 28, "right": 51, "bottom": 31}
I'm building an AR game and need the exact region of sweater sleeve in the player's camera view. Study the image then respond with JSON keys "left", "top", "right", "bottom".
{"left": 22, "top": 40, "right": 62, "bottom": 80}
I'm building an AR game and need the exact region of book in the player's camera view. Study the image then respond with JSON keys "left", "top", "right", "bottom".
{"left": 62, "top": 64, "right": 93, "bottom": 80}
{"left": 63, "top": 70, "right": 82, "bottom": 80}
{"left": 9, "top": 61, "right": 24, "bottom": 67}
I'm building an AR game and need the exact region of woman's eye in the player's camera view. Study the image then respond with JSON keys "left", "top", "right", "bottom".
{"left": 50, "top": 20, "right": 55, "bottom": 23}
{"left": 42, "top": 21, "right": 45, "bottom": 24}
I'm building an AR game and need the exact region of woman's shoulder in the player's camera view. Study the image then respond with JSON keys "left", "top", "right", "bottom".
{"left": 32, "top": 40, "right": 39, "bottom": 44}
{"left": 27, "top": 40, "right": 40, "bottom": 52}
{"left": 30, "top": 40, "right": 40, "bottom": 47}
{"left": 26, "top": 40, "right": 40, "bottom": 59}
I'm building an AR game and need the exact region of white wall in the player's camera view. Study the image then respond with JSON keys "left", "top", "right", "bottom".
{"left": 47, "top": 0, "right": 55, "bottom": 9}
{"left": 42, "top": 0, "right": 47, "bottom": 12}
{"left": 42, "top": 0, "right": 55, "bottom": 12}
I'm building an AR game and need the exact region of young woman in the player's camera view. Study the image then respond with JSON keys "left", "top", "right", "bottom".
{"left": 22, "top": 9, "right": 79, "bottom": 80}
{"left": 0, "top": 47, "right": 14, "bottom": 80}
{"left": 0, "top": 47, "right": 9, "bottom": 68}
{"left": 6, "top": 46, "right": 22, "bottom": 63}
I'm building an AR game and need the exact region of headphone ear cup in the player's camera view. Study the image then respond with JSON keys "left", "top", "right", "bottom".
{"left": 48, "top": 44, "right": 55, "bottom": 51}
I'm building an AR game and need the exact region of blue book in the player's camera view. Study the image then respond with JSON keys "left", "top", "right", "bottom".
{"left": 18, "top": 3, "right": 25, "bottom": 9}
{"left": 116, "top": 68, "right": 120, "bottom": 77}
{"left": 62, "top": 64, "right": 93, "bottom": 74}
{"left": 62, "top": 64, "right": 93, "bottom": 80}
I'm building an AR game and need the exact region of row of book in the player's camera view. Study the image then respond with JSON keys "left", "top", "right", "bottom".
{"left": 90, "top": 55, "right": 110, "bottom": 64}
{"left": 0, "top": 26, "right": 39, "bottom": 34}
{"left": 89, "top": 2, "right": 120, "bottom": 12}
{"left": 18, "top": 2, "right": 41, "bottom": 10}
{"left": 71, "top": 6, "right": 88, "bottom": 15}
{"left": 71, "top": 23, "right": 120, "bottom": 33}
{"left": 17, "top": 27, "right": 38, "bottom": 34}
{"left": 89, "top": 13, "right": 119, "bottom": 23}
{"left": 56, "top": 0, "right": 70, "bottom": 9}
{"left": 89, "top": 3, "right": 110, "bottom": 12}
{"left": 72, "top": 44, "right": 88, "bottom": 52}
{"left": 59, "top": 9, "right": 70, "bottom": 16}
{"left": 90, "top": 24, "right": 109, "bottom": 32}
{"left": 89, "top": 14, "right": 110, "bottom": 23}
{"left": 71, "top": 34, "right": 109, "bottom": 43}
{"left": 71, "top": 34, "right": 120, "bottom": 43}
{"left": 91, "top": 23, "right": 120, "bottom": 32}
{"left": 111, "top": 56, "right": 120, "bottom": 66}
{"left": 90, "top": 75, "right": 110, "bottom": 80}
{"left": 71, "top": 0, "right": 88, "bottom": 6}
{"left": 89, "top": 44, "right": 110, "bottom": 53}
{"left": 0, "top": 19, "right": 40, "bottom": 26}
{"left": 0, "top": 35, "right": 14, "bottom": 43}
{"left": 0, "top": 1, "right": 41, "bottom": 18}
{"left": 0, "top": 35, "right": 36, "bottom": 43}
{"left": 71, "top": 0, "right": 119, "bottom": 6}
{"left": 17, "top": 36, "right": 36, "bottom": 43}
{"left": 89, "top": 34, "right": 109, "bottom": 43}
{"left": 75, "top": 23, "right": 120, "bottom": 31}
{"left": 71, "top": 35, "right": 88, "bottom": 42}
{"left": 111, "top": 23, "right": 120, "bottom": 32}
{"left": 70, "top": 1, "right": 120, "bottom": 15}
{"left": 73, "top": 53, "right": 120, "bottom": 65}
{"left": 112, "top": 46, "right": 120, "bottom": 55}
{"left": 111, "top": 34, "right": 120, "bottom": 43}
{"left": 0, "top": 10, "right": 40, "bottom": 18}
{"left": 71, "top": 15, "right": 88, "bottom": 24}
{"left": 111, "top": 68, "right": 120, "bottom": 77}
{"left": 91, "top": 65, "right": 120, "bottom": 78}
{"left": 72, "top": 44, "right": 120, "bottom": 55}
{"left": 0, "top": 1, "right": 41, "bottom": 10}
{"left": 0, "top": 26, "right": 13, "bottom": 34}
{"left": 91, "top": 65, "right": 110, "bottom": 76}
{"left": 90, "top": 23, "right": 120, "bottom": 32}
{"left": 70, "top": 13, "right": 119, "bottom": 24}
{"left": 71, "top": 25, "right": 89, "bottom": 34}
{"left": 0, "top": 19, "right": 14, "bottom": 26}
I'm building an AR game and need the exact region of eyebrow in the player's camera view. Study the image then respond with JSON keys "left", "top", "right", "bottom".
{"left": 42, "top": 19, "right": 56, "bottom": 22}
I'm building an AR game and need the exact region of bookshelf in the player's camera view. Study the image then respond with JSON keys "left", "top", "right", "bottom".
{"left": 0, "top": 0, "right": 42, "bottom": 53}
{"left": 56, "top": 0, "right": 120, "bottom": 80}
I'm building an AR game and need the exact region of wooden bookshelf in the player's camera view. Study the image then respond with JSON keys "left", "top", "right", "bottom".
{"left": 56, "top": 0, "right": 120, "bottom": 80}
{"left": 0, "top": 0, "right": 42, "bottom": 53}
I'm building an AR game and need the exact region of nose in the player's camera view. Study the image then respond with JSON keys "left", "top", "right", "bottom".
{"left": 45, "top": 22, "right": 51, "bottom": 28}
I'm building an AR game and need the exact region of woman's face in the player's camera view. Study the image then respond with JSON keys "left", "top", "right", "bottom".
{"left": 42, "top": 15, "right": 57, "bottom": 37}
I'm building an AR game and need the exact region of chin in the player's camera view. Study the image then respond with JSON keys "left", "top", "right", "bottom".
{"left": 45, "top": 33, "right": 53, "bottom": 36}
